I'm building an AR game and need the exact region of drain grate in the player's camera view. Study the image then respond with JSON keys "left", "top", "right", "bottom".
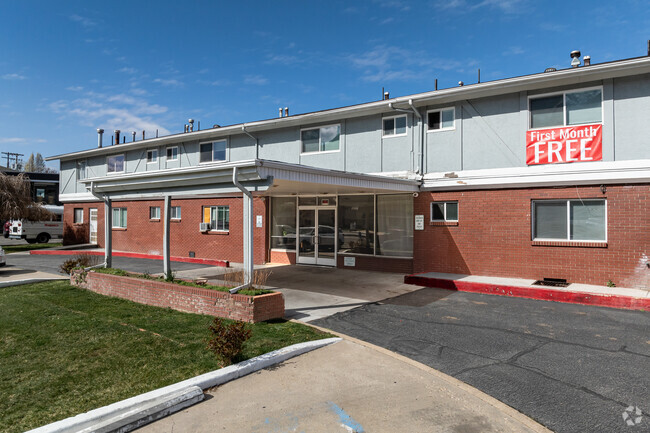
{"left": 533, "top": 278, "right": 570, "bottom": 288}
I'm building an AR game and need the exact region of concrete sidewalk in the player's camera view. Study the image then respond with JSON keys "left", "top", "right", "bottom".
{"left": 139, "top": 339, "right": 550, "bottom": 433}
{"left": 0, "top": 260, "right": 67, "bottom": 287}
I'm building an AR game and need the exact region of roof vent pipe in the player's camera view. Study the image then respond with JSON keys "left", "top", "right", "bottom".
{"left": 570, "top": 50, "right": 581, "bottom": 67}
{"left": 279, "top": 107, "right": 283, "bottom": 117}
{"left": 132, "top": 131, "right": 136, "bottom": 142}
{"left": 188, "top": 119, "right": 194, "bottom": 132}
{"left": 142, "top": 130, "right": 145, "bottom": 140}
{"left": 458, "top": 81, "right": 464, "bottom": 86}
{"left": 384, "top": 91, "right": 390, "bottom": 100}
{"left": 583, "top": 56, "right": 591, "bottom": 66}
{"left": 114, "top": 130, "right": 120, "bottom": 145}
{"left": 284, "top": 107, "right": 289, "bottom": 117}
{"left": 97, "top": 129, "right": 104, "bottom": 148}
{"left": 647, "top": 40, "right": 650, "bottom": 56}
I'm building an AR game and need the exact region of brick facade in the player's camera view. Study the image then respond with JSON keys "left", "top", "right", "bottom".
{"left": 414, "top": 184, "right": 650, "bottom": 288}
{"left": 71, "top": 271, "right": 285, "bottom": 323}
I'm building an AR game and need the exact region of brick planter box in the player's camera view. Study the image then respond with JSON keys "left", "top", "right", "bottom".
{"left": 70, "top": 271, "right": 284, "bottom": 323}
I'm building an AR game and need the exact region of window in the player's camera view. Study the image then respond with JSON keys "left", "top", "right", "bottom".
{"left": 147, "top": 149, "right": 158, "bottom": 164}
{"left": 166, "top": 146, "right": 178, "bottom": 162}
{"left": 76, "top": 160, "right": 87, "bottom": 180}
{"left": 271, "top": 197, "right": 297, "bottom": 249}
{"left": 73, "top": 208, "right": 83, "bottom": 224}
{"left": 427, "top": 108, "right": 454, "bottom": 131}
{"left": 149, "top": 206, "right": 160, "bottom": 219}
{"left": 376, "top": 194, "right": 413, "bottom": 257}
{"left": 112, "top": 208, "right": 127, "bottom": 228}
{"left": 200, "top": 140, "right": 227, "bottom": 163}
{"left": 529, "top": 88, "right": 602, "bottom": 129}
{"left": 203, "top": 205, "right": 229, "bottom": 231}
{"left": 170, "top": 206, "right": 181, "bottom": 219}
{"left": 301, "top": 125, "right": 340, "bottom": 153}
{"left": 338, "top": 195, "right": 375, "bottom": 254}
{"left": 431, "top": 201, "right": 458, "bottom": 222}
{"left": 383, "top": 115, "right": 407, "bottom": 137}
{"left": 107, "top": 155, "right": 125, "bottom": 173}
{"left": 36, "top": 188, "right": 45, "bottom": 202}
{"left": 533, "top": 199, "right": 606, "bottom": 241}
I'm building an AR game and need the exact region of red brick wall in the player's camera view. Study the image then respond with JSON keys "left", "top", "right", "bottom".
{"left": 270, "top": 250, "right": 297, "bottom": 264}
{"left": 72, "top": 271, "right": 284, "bottom": 323}
{"left": 413, "top": 184, "right": 650, "bottom": 288}
{"left": 64, "top": 197, "right": 268, "bottom": 265}
{"left": 337, "top": 254, "right": 413, "bottom": 273}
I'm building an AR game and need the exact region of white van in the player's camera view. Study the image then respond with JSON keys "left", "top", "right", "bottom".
{"left": 9, "top": 205, "right": 64, "bottom": 244}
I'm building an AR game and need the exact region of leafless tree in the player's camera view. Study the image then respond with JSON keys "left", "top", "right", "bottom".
{"left": 0, "top": 172, "right": 52, "bottom": 222}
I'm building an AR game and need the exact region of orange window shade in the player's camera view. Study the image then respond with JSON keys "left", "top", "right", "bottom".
{"left": 203, "top": 207, "right": 211, "bottom": 224}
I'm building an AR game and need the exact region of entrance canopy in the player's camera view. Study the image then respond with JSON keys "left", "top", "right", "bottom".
{"left": 80, "top": 159, "right": 421, "bottom": 199}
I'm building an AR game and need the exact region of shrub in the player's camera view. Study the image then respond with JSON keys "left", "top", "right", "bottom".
{"left": 59, "top": 254, "right": 101, "bottom": 275}
{"left": 222, "top": 268, "right": 272, "bottom": 289}
{"left": 206, "top": 318, "right": 252, "bottom": 366}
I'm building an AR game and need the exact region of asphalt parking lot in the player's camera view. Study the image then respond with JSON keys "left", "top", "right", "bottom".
{"left": 313, "top": 287, "right": 650, "bottom": 433}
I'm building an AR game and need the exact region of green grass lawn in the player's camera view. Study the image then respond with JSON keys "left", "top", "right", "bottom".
{"left": 2, "top": 242, "right": 62, "bottom": 254}
{"left": 0, "top": 280, "right": 330, "bottom": 433}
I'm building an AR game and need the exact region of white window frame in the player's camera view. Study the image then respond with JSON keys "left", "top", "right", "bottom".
{"left": 146, "top": 149, "right": 158, "bottom": 164}
{"left": 430, "top": 201, "right": 459, "bottom": 222}
{"left": 427, "top": 108, "right": 455, "bottom": 132}
{"left": 300, "top": 124, "right": 342, "bottom": 155}
{"left": 112, "top": 207, "right": 127, "bottom": 229}
{"left": 531, "top": 199, "right": 607, "bottom": 242}
{"left": 528, "top": 86, "right": 603, "bottom": 130}
{"left": 106, "top": 154, "right": 125, "bottom": 174}
{"left": 199, "top": 139, "right": 229, "bottom": 164}
{"left": 382, "top": 114, "right": 407, "bottom": 138}
{"left": 170, "top": 206, "right": 181, "bottom": 220}
{"left": 166, "top": 146, "right": 179, "bottom": 162}
{"left": 208, "top": 205, "right": 229, "bottom": 232}
{"left": 73, "top": 208, "right": 84, "bottom": 224}
{"left": 149, "top": 206, "right": 160, "bottom": 220}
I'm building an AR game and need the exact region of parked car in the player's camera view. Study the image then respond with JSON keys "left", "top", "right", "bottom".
{"left": 0, "top": 246, "right": 5, "bottom": 267}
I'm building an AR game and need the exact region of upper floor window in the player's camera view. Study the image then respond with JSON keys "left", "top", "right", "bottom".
{"left": 107, "top": 154, "right": 125, "bottom": 174}
{"left": 147, "top": 149, "right": 158, "bottom": 164}
{"left": 529, "top": 88, "right": 602, "bottom": 129}
{"left": 431, "top": 201, "right": 458, "bottom": 222}
{"left": 301, "top": 125, "right": 340, "bottom": 154}
{"left": 427, "top": 108, "right": 455, "bottom": 131}
{"left": 383, "top": 115, "right": 407, "bottom": 137}
{"left": 533, "top": 199, "right": 606, "bottom": 242}
{"left": 200, "top": 140, "right": 227, "bottom": 163}
{"left": 76, "top": 160, "right": 87, "bottom": 180}
{"left": 166, "top": 146, "right": 178, "bottom": 162}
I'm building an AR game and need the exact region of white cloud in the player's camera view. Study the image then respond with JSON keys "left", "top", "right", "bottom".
{"left": 153, "top": 78, "right": 184, "bottom": 87}
{"left": 374, "top": 0, "right": 411, "bottom": 11}
{"left": 48, "top": 91, "right": 170, "bottom": 137}
{"left": 118, "top": 67, "right": 138, "bottom": 74}
{"left": 69, "top": 14, "right": 96, "bottom": 28}
{"left": 2, "top": 73, "right": 26, "bottom": 80}
{"left": 265, "top": 54, "right": 301, "bottom": 65}
{"left": 244, "top": 75, "right": 269, "bottom": 85}
{"left": 0, "top": 137, "right": 46, "bottom": 144}
{"left": 437, "top": 0, "right": 526, "bottom": 13}
{"left": 66, "top": 86, "right": 84, "bottom": 91}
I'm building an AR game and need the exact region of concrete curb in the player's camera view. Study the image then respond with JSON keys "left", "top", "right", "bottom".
{"left": 300, "top": 321, "right": 554, "bottom": 433}
{"left": 30, "top": 249, "right": 229, "bottom": 267}
{"left": 0, "top": 277, "right": 67, "bottom": 288}
{"left": 27, "top": 337, "right": 341, "bottom": 433}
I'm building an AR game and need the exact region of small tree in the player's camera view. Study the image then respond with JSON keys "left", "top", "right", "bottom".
{"left": 34, "top": 153, "right": 47, "bottom": 173}
{"left": 0, "top": 172, "right": 51, "bottom": 222}
{"left": 23, "top": 153, "right": 35, "bottom": 172}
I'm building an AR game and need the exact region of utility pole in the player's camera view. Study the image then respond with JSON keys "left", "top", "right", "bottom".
{"left": 1, "top": 152, "right": 24, "bottom": 169}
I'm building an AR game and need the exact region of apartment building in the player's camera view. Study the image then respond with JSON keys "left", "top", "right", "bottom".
{"left": 48, "top": 51, "right": 650, "bottom": 288}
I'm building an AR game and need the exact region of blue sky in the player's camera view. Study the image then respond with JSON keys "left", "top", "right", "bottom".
{"left": 1, "top": 0, "right": 648, "bottom": 170}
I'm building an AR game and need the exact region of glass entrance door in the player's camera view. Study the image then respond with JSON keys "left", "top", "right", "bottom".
{"left": 298, "top": 207, "right": 337, "bottom": 266}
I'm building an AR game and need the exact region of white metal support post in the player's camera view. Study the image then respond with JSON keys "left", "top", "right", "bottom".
{"left": 231, "top": 167, "right": 254, "bottom": 293}
{"left": 163, "top": 195, "right": 171, "bottom": 277}
{"left": 104, "top": 198, "right": 112, "bottom": 268}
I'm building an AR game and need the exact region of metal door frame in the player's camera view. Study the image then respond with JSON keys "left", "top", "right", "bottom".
{"left": 297, "top": 204, "right": 337, "bottom": 266}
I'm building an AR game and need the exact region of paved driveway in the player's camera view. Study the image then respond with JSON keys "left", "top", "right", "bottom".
{"left": 312, "top": 287, "right": 650, "bottom": 433}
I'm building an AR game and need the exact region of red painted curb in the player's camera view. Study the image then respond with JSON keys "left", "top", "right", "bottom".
{"left": 30, "top": 249, "right": 229, "bottom": 268}
{"left": 404, "top": 275, "right": 649, "bottom": 311}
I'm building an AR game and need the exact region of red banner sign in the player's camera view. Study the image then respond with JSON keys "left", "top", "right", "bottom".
{"left": 526, "top": 124, "right": 602, "bottom": 165}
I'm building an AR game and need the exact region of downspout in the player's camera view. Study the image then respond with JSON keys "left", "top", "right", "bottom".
{"left": 242, "top": 124, "right": 259, "bottom": 159}
{"left": 231, "top": 166, "right": 254, "bottom": 294}
{"left": 408, "top": 99, "right": 424, "bottom": 174}
{"left": 388, "top": 100, "right": 423, "bottom": 174}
